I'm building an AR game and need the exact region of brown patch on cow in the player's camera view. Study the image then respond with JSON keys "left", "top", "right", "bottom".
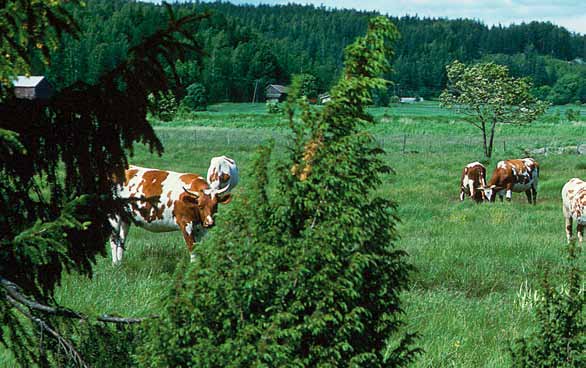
{"left": 569, "top": 189, "right": 575, "bottom": 194}
{"left": 220, "top": 172, "right": 230, "bottom": 184}
{"left": 180, "top": 173, "right": 207, "bottom": 192}
{"left": 209, "top": 168, "right": 219, "bottom": 183}
{"left": 138, "top": 170, "right": 169, "bottom": 197}
{"left": 166, "top": 191, "right": 173, "bottom": 207}
{"left": 124, "top": 168, "right": 139, "bottom": 185}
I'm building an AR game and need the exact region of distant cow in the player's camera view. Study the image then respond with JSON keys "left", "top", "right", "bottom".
{"left": 207, "top": 156, "right": 239, "bottom": 193}
{"left": 483, "top": 158, "right": 539, "bottom": 204}
{"left": 562, "top": 178, "right": 586, "bottom": 243}
{"left": 109, "top": 165, "right": 231, "bottom": 265}
{"left": 460, "top": 162, "right": 487, "bottom": 202}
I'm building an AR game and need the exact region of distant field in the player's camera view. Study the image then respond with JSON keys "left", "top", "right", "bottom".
{"left": 3, "top": 101, "right": 586, "bottom": 367}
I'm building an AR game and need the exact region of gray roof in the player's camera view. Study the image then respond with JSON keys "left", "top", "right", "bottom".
{"left": 268, "top": 84, "right": 289, "bottom": 93}
{"left": 13, "top": 76, "right": 46, "bottom": 87}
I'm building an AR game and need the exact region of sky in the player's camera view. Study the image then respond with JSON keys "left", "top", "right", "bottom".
{"left": 165, "top": 0, "right": 586, "bottom": 35}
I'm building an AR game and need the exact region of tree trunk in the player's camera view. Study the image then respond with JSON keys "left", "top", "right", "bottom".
{"left": 487, "top": 119, "right": 497, "bottom": 158}
{"left": 481, "top": 123, "right": 489, "bottom": 158}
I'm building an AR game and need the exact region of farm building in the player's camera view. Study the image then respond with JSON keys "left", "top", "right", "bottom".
{"left": 12, "top": 76, "right": 53, "bottom": 100}
{"left": 265, "top": 84, "right": 289, "bottom": 102}
{"left": 318, "top": 92, "right": 331, "bottom": 104}
{"left": 400, "top": 97, "right": 423, "bottom": 103}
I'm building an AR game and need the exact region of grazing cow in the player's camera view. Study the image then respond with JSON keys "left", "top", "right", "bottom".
{"left": 483, "top": 158, "right": 539, "bottom": 204}
{"left": 109, "top": 165, "right": 231, "bottom": 265}
{"left": 207, "top": 156, "right": 239, "bottom": 193}
{"left": 562, "top": 178, "right": 586, "bottom": 243}
{"left": 460, "top": 162, "right": 487, "bottom": 202}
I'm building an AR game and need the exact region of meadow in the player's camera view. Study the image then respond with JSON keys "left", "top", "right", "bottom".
{"left": 3, "top": 101, "right": 586, "bottom": 367}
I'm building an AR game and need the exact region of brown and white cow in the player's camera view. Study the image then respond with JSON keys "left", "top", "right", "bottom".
{"left": 460, "top": 162, "right": 487, "bottom": 202}
{"left": 207, "top": 156, "right": 239, "bottom": 193}
{"left": 562, "top": 178, "right": 586, "bottom": 243}
{"left": 483, "top": 158, "right": 539, "bottom": 204}
{"left": 109, "top": 165, "right": 231, "bottom": 265}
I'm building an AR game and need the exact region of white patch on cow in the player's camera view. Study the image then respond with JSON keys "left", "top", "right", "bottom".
{"left": 466, "top": 161, "right": 483, "bottom": 168}
{"left": 190, "top": 253, "right": 196, "bottom": 263}
{"left": 185, "top": 222, "right": 193, "bottom": 236}
{"left": 206, "top": 156, "right": 239, "bottom": 192}
{"left": 497, "top": 161, "right": 507, "bottom": 169}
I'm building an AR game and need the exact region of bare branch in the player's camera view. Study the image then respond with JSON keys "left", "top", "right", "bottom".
{"left": 7, "top": 296, "right": 89, "bottom": 368}
{"left": 1, "top": 275, "right": 158, "bottom": 324}
{"left": 0, "top": 276, "right": 83, "bottom": 319}
{"left": 98, "top": 314, "right": 159, "bottom": 324}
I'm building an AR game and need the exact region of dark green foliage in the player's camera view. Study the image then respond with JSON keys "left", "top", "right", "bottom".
{"left": 40, "top": 0, "right": 586, "bottom": 104}
{"left": 548, "top": 73, "right": 586, "bottom": 105}
{"left": 289, "top": 73, "right": 318, "bottom": 100}
{"left": 0, "top": 2, "right": 207, "bottom": 366}
{"left": 266, "top": 100, "right": 281, "bottom": 114}
{"left": 510, "top": 247, "right": 586, "bottom": 368}
{"left": 148, "top": 90, "right": 178, "bottom": 121}
{"left": 181, "top": 82, "right": 207, "bottom": 111}
{"left": 51, "top": 321, "right": 138, "bottom": 368}
{"left": 140, "top": 16, "right": 419, "bottom": 367}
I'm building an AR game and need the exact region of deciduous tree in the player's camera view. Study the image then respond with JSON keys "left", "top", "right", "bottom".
{"left": 440, "top": 60, "right": 548, "bottom": 158}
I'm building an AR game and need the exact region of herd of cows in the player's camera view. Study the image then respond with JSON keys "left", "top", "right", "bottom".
{"left": 108, "top": 154, "right": 586, "bottom": 265}
{"left": 460, "top": 157, "right": 586, "bottom": 243}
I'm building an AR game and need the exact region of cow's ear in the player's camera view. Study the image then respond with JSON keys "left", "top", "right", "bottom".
{"left": 218, "top": 193, "right": 232, "bottom": 204}
{"left": 182, "top": 194, "right": 198, "bottom": 204}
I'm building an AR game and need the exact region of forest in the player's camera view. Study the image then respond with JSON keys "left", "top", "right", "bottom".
{"left": 36, "top": 0, "right": 586, "bottom": 105}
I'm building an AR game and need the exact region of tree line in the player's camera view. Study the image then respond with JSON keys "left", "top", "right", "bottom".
{"left": 35, "top": 0, "right": 586, "bottom": 105}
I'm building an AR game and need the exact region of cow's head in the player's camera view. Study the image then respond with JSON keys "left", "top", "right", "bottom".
{"left": 482, "top": 185, "right": 497, "bottom": 202}
{"left": 182, "top": 186, "right": 232, "bottom": 228}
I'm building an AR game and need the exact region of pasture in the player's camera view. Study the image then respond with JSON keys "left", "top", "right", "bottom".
{"left": 4, "top": 101, "right": 586, "bottom": 367}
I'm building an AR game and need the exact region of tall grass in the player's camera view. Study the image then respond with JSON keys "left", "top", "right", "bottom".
{"left": 3, "top": 102, "right": 586, "bottom": 366}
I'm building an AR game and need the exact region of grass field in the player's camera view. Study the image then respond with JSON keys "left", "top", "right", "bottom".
{"left": 3, "top": 101, "right": 586, "bottom": 367}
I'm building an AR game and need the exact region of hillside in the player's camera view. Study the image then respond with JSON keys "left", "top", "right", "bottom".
{"left": 40, "top": 0, "right": 586, "bottom": 103}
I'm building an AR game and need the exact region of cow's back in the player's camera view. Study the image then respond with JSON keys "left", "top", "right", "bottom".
{"left": 120, "top": 166, "right": 207, "bottom": 232}
{"left": 562, "top": 178, "right": 586, "bottom": 214}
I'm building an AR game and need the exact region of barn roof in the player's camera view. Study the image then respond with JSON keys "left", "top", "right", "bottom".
{"left": 268, "top": 84, "right": 289, "bottom": 93}
{"left": 13, "top": 76, "right": 46, "bottom": 87}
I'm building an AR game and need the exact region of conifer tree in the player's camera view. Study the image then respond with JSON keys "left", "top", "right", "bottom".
{"left": 140, "top": 16, "right": 419, "bottom": 367}
{"left": 0, "top": 1, "right": 207, "bottom": 366}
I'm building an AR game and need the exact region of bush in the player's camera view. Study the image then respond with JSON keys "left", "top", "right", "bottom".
{"left": 266, "top": 100, "right": 281, "bottom": 113}
{"left": 566, "top": 108, "right": 579, "bottom": 121}
{"left": 147, "top": 90, "right": 177, "bottom": 121}
{"left": 139, "top": 16, "right": 419, "bottom": 367}
{"left": 510, "top": 246, "right": 586, "bottom": 367}
{"left": 181, "top": 82, "right": 207, "bottom": 111}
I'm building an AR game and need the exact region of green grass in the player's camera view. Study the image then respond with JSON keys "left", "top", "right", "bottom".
{"left": 4, "top": 101, "right": 586, "bottom": 366}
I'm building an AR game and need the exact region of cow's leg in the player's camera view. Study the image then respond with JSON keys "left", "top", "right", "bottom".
{"left": 179, "top": 222, "right": 196, "bottom": 262}
{"left": 565, "top": 215, "right": 573, "bottom": 243}
{"left": 578, "top": 224, "right": 584, "bottom": 244}
{"left": 525, "top": 189, "right": 533, "bottom": 204}
{"left": 505, "top": 184, "right": 513, "bottom": 202}
{"left": 531, "top": 186, "right": 537, "bottom": 205}
{"left": 459, "top": 189, "right": 465, "bottom": 201}
{"left": 109, "top": 215, "right": 130, "bottom": 265}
